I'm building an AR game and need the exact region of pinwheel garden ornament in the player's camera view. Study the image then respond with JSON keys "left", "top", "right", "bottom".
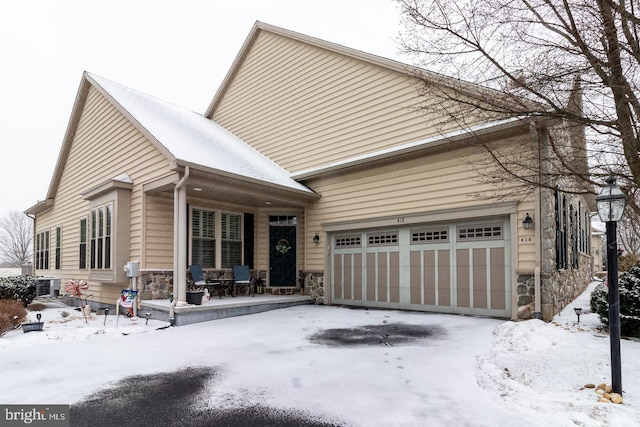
{"left": 64, "top": 279, "right": 90, "bottom": 323}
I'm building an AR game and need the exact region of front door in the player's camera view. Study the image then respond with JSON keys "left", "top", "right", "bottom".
{"left": 269, "top": 215, "right": 297, "bottom": 286}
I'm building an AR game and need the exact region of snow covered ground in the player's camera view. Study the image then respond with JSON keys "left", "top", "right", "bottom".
{"left": 1, "top": 281, "right": 638, "bottom": 426}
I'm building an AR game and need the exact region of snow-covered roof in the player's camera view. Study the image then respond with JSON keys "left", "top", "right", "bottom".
{"left": 87, "top": 73, "right": 313, "bottom": 194}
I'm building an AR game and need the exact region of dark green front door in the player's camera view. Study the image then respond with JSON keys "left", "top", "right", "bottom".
{"left": 269, "top": 216, "right": 297, "bottom": 286}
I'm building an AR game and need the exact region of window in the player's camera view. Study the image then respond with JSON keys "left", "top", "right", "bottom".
{"left": 55, "top": 227, "right": 61, "bottom": 270}
{"left": 35, "top": 230, "right": 49, "bottom": 270}
{"left": 81, "top": 177, "right": 131, "bottom": 282}
{"left": 367, "top": 232, "right": 399, "bottom": 246}
{"left": 335, "top": 236, "right": 362, "bottom": 248}
{"left": 411, "top": 228, "right": 449, "bottom": 243}
{"left": 79, "top": 218, "right": 87, "bottom": 269}
{"left": 221, "top": 213, "right": 242, "bottom": 268}
{"left": 458, "top": 225, "right": 503, "bottom": 240}
{"left": 90, "top": 204, "right": 112, "bottom": 270}
{"left": 555, "top": 191, "right": 568, "bottom": 269}
{"left": 570, "top": 204, "right": 579, "bottom": 268}
{"left": 192, "top": 208, "right": 215, "bottom": 268}
{"left": 191, "top": 208, "right": 246, "bottom": 268}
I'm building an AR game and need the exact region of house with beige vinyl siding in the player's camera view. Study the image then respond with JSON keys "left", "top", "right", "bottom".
{"left": 26, "top": 21, "right": 593, "bottom": 322}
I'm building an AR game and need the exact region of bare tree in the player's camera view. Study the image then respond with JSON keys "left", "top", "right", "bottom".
{"left": 395, "top": 0, "right": 640, "bottom": 208}
{"left": 618, "top": 204, "right": 640, "bottom": 253}
{"left": 0, "top": 211, "right": 33, "bottom": 267}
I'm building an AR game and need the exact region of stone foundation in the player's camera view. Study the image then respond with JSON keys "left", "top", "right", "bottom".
{"left": 516, "top": 253, "right": 592, "bottom": 322}
{"left": 300, "top": 270, "right": 324, "bottom": 304}
{"left": 138, "top": 270, "right": 173, "bottom": 300}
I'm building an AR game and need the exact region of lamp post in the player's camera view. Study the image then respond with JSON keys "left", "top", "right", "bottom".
{"left": 595, "top": 176, "right": 626, "bottom": 395}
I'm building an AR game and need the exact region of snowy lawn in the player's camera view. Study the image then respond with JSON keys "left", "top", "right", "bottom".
{"left": 1, "top": 281, "right": 639, "bottom": 426}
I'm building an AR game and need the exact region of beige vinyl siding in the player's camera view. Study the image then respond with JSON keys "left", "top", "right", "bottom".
{"left": 32, "top": 85, "right": 175, "bottom": 303}
{"left": 144, "top": 194, "right": 174, "bottom": 268}
{"left": 212, "top": 31, "right": 485, "bottom": 173}
{"left": 516, "top": 203, "right": 536, "bottom": 273}
{"left": 303, "top": 146, "right": 525, "bottom": 270}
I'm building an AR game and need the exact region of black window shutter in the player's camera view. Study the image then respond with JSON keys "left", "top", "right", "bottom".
{"left": 244, "top": 213, "right": 254, "bottom": 268}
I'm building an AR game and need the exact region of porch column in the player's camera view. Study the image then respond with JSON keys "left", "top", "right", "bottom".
{"left": 173, "top": 167, "right": 189, "bottom": 304}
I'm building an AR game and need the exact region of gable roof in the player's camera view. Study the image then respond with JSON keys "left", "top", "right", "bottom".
{"left": 40, "top": 72, "right": 314, "bottom": 206}
{"left": 205, "top": 21, "right": 506, "bottom": 119}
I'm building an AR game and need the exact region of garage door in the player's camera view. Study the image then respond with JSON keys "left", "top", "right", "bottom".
{"left": 330, "top": 219, "right": 511, "bottom": 318}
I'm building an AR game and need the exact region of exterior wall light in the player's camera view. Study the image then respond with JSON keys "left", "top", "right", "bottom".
{"left": 313, "top": 233, "right": 320, "bottom": 244}
{"left": 522, "top": 213, "right": 533, "bottom": 229}
{"left": 595, "top": 175, "right": 627, "bottom": 395}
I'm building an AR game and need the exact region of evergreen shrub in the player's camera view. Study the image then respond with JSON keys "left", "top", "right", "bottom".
{"left": 591, "top": 264, "right": 640, "bottom": 337}
{"left": 0, "top": 276, "right": 37, "bottom": 305}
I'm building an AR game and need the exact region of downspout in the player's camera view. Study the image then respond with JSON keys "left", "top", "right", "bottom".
{"left": 170, "top": 166, "right": 190, "bottom": 324}
{"left": 533, "top": 124, "right": 544, "bottom": 320}
{"left": 26, "top": 213, "right": 35, "bottom": 276}
{"left": 534, "top": 186, "right": 542, "bottom": 319}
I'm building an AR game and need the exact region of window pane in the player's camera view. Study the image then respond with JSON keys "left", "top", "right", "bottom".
{"left": 192, "top": 208, "right": 216, "bottom": 268}
{"left": 222, "top": 213, "right": 241, "bottom": 240}
{"left": 221, "top": 241, "right": 242, "bottom": 268}
{"left": 98, "top": 208, "right": 104, "bottom": 238}
{"left": 105, "top": 236, "right": 111, "bottom": 269}
{"left": 106, "top": 205, "right": 112, "bottom": 237}
{"left": 91, "top": 211, "right": 96, "bottom": 238}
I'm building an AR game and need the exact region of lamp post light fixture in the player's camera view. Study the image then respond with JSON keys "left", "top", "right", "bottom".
{"left": 574, "top": 307, "right": 583, "bottom": 323}
{"left": 595, "top": 175, "right": 626, "bottom": 395}
{"left": 522, "top": 213, "right": 533, "bottom": 229}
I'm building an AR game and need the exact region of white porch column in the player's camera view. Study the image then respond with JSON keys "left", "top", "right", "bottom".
{"left": 173, "top": 167, "right": 189, "bottom": 304}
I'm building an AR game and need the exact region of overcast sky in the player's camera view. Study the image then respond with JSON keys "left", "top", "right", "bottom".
{"left": 0, "top": 0, "right": 404, "bottom": 219}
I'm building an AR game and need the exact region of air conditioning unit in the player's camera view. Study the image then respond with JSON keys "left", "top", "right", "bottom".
{"left": 35, "top": 278, "right": 61, "bottom": 298}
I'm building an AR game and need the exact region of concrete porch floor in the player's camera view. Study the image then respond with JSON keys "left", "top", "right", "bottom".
{"left": 140, "top": 294, "right": 313, "bottom": 326}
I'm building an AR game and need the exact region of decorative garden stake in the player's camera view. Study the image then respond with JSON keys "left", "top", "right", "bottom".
{"left": 64, "top": 279, "right": 90, "bottom": 323}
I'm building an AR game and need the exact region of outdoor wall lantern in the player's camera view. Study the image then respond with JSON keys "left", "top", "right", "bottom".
{"left": 595, "top": 175, "right": 627, "bottom": 395}
{"left": 522, "top": 213, "right": 533, "bottom": 229}
{"left": 574, "top": 307, "right": 583, "bottom": 323}
{"left": 313, "top": 233, "right": 320, "bottom": 244}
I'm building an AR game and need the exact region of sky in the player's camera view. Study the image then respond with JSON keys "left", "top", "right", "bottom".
{"left": 0, "top": 0, "right": 405, "bottom": 220}
{"left": 1, "top": 280, "right": 639, "bottom": 426}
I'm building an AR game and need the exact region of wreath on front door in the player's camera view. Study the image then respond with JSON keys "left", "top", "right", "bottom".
{"left": 275, "top": 238, "right": 292, "bottom": 254}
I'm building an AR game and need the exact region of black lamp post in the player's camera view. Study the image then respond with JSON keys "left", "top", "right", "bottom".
{"left": 595, "top": 176, "right": 626, "bottom": 395}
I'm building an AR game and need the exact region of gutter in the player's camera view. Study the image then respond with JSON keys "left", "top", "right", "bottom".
{"left": 170, "top": 166, "right": 190, "bottom": 325}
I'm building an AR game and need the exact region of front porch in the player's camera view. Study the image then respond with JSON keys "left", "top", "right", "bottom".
{"left": 141, "top": 294, "right": 312, "bottom": 326}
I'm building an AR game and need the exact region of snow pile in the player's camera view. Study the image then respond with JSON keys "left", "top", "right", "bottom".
{"left": 0, "top": 283, "right": 639, "bottom": 426}
{"left": 477, "top": 281, "right": 640, "bottom": 426}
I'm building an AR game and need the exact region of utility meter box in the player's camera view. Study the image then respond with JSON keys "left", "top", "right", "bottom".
{"left": 125, "top": 261, "right": 139, "bottom": 278}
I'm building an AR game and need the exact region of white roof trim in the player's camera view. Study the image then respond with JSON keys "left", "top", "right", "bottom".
{"left": 292, "top": 117, "right": 526, "bottom": 180}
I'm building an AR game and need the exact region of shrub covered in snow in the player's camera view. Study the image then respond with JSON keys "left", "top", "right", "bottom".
{"left": 591, "top": 265, "right": 640, "bottom": 337}
{"left": 0, "top": 276, "right": 37, "bottom": 305}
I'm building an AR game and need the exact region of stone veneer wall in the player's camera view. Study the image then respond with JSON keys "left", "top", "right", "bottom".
{"left": 139, "top": 270, "right": 173, "bottom": 300}
{"left": 516, "top": 187, "right": 593, "bottom": 321}
{"left": 301, "top": 270, "right": 325, "bottom": 304}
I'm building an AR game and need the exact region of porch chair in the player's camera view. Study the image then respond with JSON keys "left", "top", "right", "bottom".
{"left": 189, "top": 265, "right": 224, "bottom": 299}
{"left": 232, "top": 265, "right": 254, "bottom": 297}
